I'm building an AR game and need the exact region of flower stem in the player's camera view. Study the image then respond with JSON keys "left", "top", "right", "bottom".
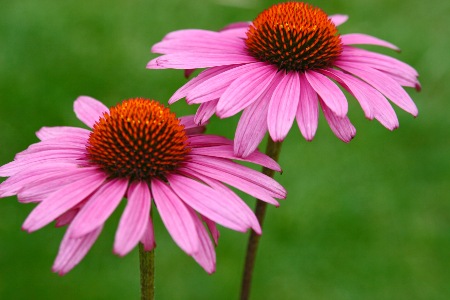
{"left": 240, "top": 138, "right": 283, "bottom": 300}
{"left": 139, "top": 243, "right": 155, "bottom": 300}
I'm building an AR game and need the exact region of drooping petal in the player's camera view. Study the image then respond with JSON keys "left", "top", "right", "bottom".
{"left": 188, "top": 134, "right": 232, "bottom": 147}
{"left": 329, "top": 14, "right": 348, "bottom": 26}
{"left": 183, "top": 169, "right": 261, "bottom": 234}
{"left": 341, "top": 33, "right": 400, "bottom": 51}
{"left": 36, "top": 126, "right": 91, "bottom": 141}
{"left": 305, "top": 71, "right": 348, "bottom": 117}
{"left": 189, "top": 144, "right": 281, "bottom": 171}
{"left": 151, "top": 179, "right": 199, "bottom": 254}
{"left": 188, "top": 208, "right": 216, "bottom": 274}
{"left": 187, "top": 62, "right": 269, "bottom": 104}
{"left": 183, "top": 155, "right": 286, "bottom": 205}
{"left": 0, "top": 163, "right": 77, "bottom": 197}
{"left": 140, "top": 218, "right": 156, "bottom": 251}
{"left": 169, "top": 65, "right": 237, "bottom": 104}
{"left": 151, "top": 35, "right": 245, "bottom": 54}
{"left": 320, "top": 99, "right": 356, "bottom": 142}
{"left": 336, "top": 61, "right": 418, "bottom": 116}
{"left": 220, "top": 21, "right": 251, "bottom": 32}
{"left": 73, "top": 96, "right": 108, "bottom": 129}
{"left": 233, "top": 75, "right": 281, "bottom": 157}
{"left": 339, "top": 46, "right": 420, "bottom": 89}
{"left": 268, "top": 71, "right": 301, "bottom": 141}
{"left": 296, "top": 73, "right": 319, "bottom": 141}
{"left": 216, "top": 64, "right": 277, "bottom": 118}
{"left": 52, "top": 226, "right": 103, "bottom": 275}
{"left": 168, "top": 174, "right": 253, "bottom": 232}
{"left": 322, "top": 68, "right": 399, "bottom": 130}
{"left": 202, "top": 215, "right": 220, "bottom": 245}
{"left": 55, "top": 208, "right": 79, "bottom": 228}
{"left": 68, "top": 178, "right": 128, "bottom": 238}
{"left": 234, "top": 99, "right": 269, "bottom": 158}
{"left": 22, "top": 170, "right": 107, "bottom": 232}
{"left": 0, "top": 150, "right": 82, "bottom": 176}
{"left": 194, "top": 100, "right": 218, "bottom": 125}
{"left": 147, "top": 53, "right": 256, "bottom": 70}
{"left": 114, "top": 181, "right": 151, "bottom": 256}
{"left": 179, "top": 115, "right": 207, "bottom": 134}
{"left": 18, "top": 168, "right": 101, "bottom": 204}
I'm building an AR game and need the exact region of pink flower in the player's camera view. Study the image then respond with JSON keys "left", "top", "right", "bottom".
{"left": 148, "top": 2, "right": 420, "bottom": 157}
{"left": 0, "top": 96, "right": 285, "bottom": 275}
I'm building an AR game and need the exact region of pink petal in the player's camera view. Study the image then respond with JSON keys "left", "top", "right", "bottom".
{"left": 140, "top": 218, "right": 156, "bottom": 251}
{"left": 202, "top": 216, "right": 220, "bottom": 245}
{"left": 183, "top": 155, "right": 286, "bottom": 204}
{"left": 234, "top": 98, "right": 268, "bottom": 158}
{"left": 162, "top": 29, "right": 237, "bottom": 41}
{"left": 296, "top": 73, "right": 319, "bottom": 141}
{"left": 336, "top": 61, "right": 418, "bottom": 116}
{"left": 73, "top": 96, "right": 109, "bottom": 129}
{"left": 216, "top": 64, "right": 277, "bottom": 118}
{"left": 339, "top": 46, "right": 419, "bottom": 88}
{"left": 188, "top": 134, "right": 232, "bottom": 147}
{"left": 22, "top": 170, "right": 107, "bottom": 232}
{"left": 179, "top": 115, "right": 207, "bottom": 134}
{"left": 18, "top": 167, "right": 100, "bottom": 203}
{"left": 321, "top": 68, "right": 399, "bottom": 130}
{"left": 188, "top": 208, "right": 216, "bottom": 274}
{"left": 220, "top": 21, "right": 251, "bottom": 31}
{"left": 268, "top": 71, "right": 301, "bottom": 141}
{"left": 187, "top": 62, "right": 268, "bottom": 104}
{"left": 233, "top": 75, "right": 281, "bottom": 157}
{"left": 114, "top": 181, "right": 151, "bottom": 256}
{"left": 169, "top": 65, "right": 236, "bottom": 104}
{"left": 168, "top": 174, "right": 253, "bottom": 232}
{"left": 68, "top": 178, "right": 128, "bottom": 238}
{"left": 52, "top": 226, "right": 103, "bottom": 275}
{"left": 19, "top": 139, "right": 86, "bottom": 155}
{"left": 341, "top": 33, "right": 400, "bottom": 51}
{"left": 36, "top": 126, "right": 91, "bottom": 141}
{"left": 329, "top": 14, "right": 348, "bottom": 26}
{"left": 0, "top": 150, "right": 82, "bottom": 176}
{"left": 151, "top": 36, "right": 244, "bottom": 54}
{"left": 0, "top": 163, "right": 77, "bottom": 197}
{"left": 189, "top": 145, "right": 281, "bottom": 171}
{"left": 55, "top": 208, "right": 79, "bottom": 227}
{"left": 321, "top": 99, "right": 356, "bottom": 142}
{"left": 321, "top": 68, "right": 374, "bottom": 120}
{"left": 194, "top": 100, "right": 218, "bottom": 125}
{"left": 185, "top": 170, "right": 261, "bottom": 234}
{"left": 341, "top": 46, "right": 418, "bottom": 76}
{"left": 305, "top": 70, "right": 348, "bottom": 117}
{"left": 147, "top": 53, "right": 256, "bottom": 70}
{"left": 151, "top": 179, "right": 199, "bottom": 254}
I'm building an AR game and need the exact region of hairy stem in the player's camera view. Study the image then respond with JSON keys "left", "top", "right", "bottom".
{"left": 139, "top": 243, "right": 155, "bottom": 300}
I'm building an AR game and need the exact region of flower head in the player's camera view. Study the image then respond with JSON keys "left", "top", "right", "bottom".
{"left": 148, "top": 1, "right": 420, "bottom": 157}
{"left": 0, "top": 96, "right": 286, "bottom": 275}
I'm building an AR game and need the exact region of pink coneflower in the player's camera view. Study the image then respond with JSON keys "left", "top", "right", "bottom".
{"left": 0, "top": 96, "right": 285, "bottom": 275}
{"left": 148, "top": 2, "right": 420, "bottom": 157}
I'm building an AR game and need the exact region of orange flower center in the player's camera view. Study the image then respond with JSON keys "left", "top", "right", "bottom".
{"left": 86, "top": 98, "right": 189, "bottom": 181}
{"left": 245, "top": 2, "right": 342, "bottom": 72}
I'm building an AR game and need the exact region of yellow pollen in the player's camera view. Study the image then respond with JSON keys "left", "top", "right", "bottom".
{"left": 245, "top": 2, "right": 343, "bottom": 72}
{"left": 86, "top": 98, "right": 189, "bottom": 181}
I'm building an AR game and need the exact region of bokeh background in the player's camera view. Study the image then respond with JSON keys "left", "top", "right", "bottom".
{"left": 1, "top": 0, "right": 449, "bottom": 299}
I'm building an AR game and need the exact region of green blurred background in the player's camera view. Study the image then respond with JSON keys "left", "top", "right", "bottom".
{"left": 0, "top": 0, "right": 448, "bottom": 299}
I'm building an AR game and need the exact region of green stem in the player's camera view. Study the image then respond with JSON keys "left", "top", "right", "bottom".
{"left": 240, "top": 138, "right": 283, "bottom": 300}
{"left": 139, "top": 243, "right": 155, "bottom": 300}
